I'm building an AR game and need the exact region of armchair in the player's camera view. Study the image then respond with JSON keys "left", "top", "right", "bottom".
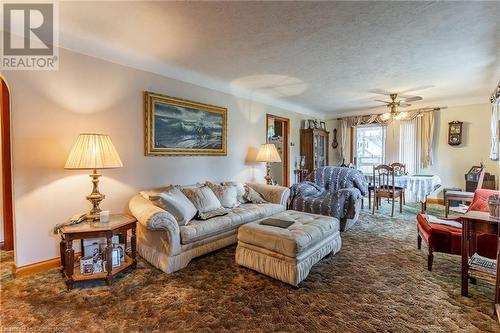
{"left": 417, "top": 188, "right": 499, "bottom": 271}
{"left": 289, "top": 166, "right": 369, "bottom": 231}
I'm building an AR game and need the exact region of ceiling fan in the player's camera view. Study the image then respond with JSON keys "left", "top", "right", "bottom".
{"left": 370, "top": 89, "right": 425, "bottom": 120}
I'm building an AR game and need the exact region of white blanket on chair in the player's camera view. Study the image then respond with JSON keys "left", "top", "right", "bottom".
{"left": 426, "top": 214, "right": 462, "bottom": 229}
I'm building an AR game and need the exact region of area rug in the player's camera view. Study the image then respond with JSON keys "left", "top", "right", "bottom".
{"left": 1, "top": 204, "right": 499, "bottom": 332}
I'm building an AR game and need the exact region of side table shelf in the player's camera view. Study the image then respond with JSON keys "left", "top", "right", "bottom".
{"left": 59, "top": 214, "right": 137, "bottom": 290}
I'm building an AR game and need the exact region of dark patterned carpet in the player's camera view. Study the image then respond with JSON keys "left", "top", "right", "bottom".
{"left": 1, "top": 204, "right": 499, "bottom": 332}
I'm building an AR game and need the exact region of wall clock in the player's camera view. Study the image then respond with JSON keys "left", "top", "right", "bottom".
{"left": 448, "top": 121, "right": 463, "bottom": 146}
{"left": 332, "top": 128, "right": 338, "bottom": 149}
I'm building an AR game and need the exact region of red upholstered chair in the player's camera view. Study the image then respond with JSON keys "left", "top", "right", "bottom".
{"left": 417, "top": 189, "right": 499, "bottom": 271}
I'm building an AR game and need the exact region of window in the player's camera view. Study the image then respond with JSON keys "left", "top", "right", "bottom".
{"left": 353, "top": 125, "right": 386, "bottom": 173}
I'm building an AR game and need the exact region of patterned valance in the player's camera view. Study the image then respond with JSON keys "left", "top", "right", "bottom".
{"left": 339, "top": 109, "right": 435, "bottom": 126}
{"left": 491, "top": 81, "right": 500, "bottom": 103}
{"left": 337, "top": 109, "right": 437, "bottom": 168}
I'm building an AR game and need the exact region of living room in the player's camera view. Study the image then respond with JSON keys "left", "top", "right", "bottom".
{"left": 1, "top": 1, "right": 499, "bottom": 332}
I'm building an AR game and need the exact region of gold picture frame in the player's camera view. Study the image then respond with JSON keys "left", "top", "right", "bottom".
{"left": 144, "top": 91, "right": 227, "bottom": 156}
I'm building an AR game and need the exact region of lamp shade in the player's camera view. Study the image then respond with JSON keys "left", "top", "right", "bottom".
{"left": 256, "top": 144, "right": 281, "bottom": 163}
{"left": 65, "top": 133, "right": 123, "bottom": 170}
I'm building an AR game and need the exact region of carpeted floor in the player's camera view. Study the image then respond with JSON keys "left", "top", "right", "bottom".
{"left": 1, "top": 204, "right": 499, "bottom": 332}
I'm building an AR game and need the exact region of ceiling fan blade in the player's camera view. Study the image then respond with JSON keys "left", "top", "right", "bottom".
{"left": 398, "top": 85, "right": 435, "bottom": 95}
{"left": 374, "top": 99, "right": 390, "bottom": 104}
{"left": 399, "top": 103, "right": 411, "bottom": 108}
{"left": 369, "top": 89, "right": 394, "bottom": 96}
{"left": 404, "top": 96, "right": 423, "bottom": 103}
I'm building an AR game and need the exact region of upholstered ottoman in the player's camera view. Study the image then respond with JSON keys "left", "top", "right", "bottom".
{"left": 235, "top": 210, "right": 341, "bottom": 286}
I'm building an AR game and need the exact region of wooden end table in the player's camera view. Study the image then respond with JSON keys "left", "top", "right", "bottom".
{"left": 60, "top": 214, "right": 137, "bottom": 290}
{"left": 461, "top": 210, "right": 499, "bottom": 299}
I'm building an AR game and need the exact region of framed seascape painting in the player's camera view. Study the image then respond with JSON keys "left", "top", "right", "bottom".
{"left": 144, "top": 91, "right": 227, "bottom": 156}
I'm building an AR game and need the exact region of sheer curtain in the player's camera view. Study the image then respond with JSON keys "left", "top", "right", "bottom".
{"left": 399, "top": 117, "right": 421, "bottom": 175}
{"left": 490, "top": 99, "right": 499, "bottom": 160}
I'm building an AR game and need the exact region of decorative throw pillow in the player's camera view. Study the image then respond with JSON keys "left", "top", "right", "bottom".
{"left": 243, "top": 185, "right": 267, "bottom": 204}
{"left": 222, "top": 181, "right": 248, "bottom": 204}
{"left": 181, "top": 186, "right": 222, "bottom": 214}
{"left": 139, "top": 185, "right": 174, "bottom": 200}
{"left": 149, "top": 187, "right": 197, "bottom": 226}
{"left": 205, "top": 181, "right": 239, "bottom": 208}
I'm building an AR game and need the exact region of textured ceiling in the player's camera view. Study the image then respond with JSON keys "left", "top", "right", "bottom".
{"left": 58, "top": 1, "right": 500, "bottom": 117}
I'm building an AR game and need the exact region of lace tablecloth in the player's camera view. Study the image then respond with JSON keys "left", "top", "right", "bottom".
{"left": 394, "top": 175, "right": 442, "bottom": 202}
{"left": 365, "top": 174, "right": 442, "bottom": 203}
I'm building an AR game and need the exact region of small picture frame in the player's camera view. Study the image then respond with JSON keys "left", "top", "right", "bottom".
{"left": 80, "top": 256, "right": 94, "bottom": 275}
{"left": 308, "top": 119, "right": 315, "bottom": 129}
{"left": 93, "top": 259, "right": 104, "bottom": 273}
{"left": 320, "top": 121, "right": 326, "bottom": 130}
{"left": 114, "top": 243, "right": 126, "bottom": 262}
{"left": 84, "top": 242, "right": 101, "bottom": 259}
{"left": 111, "top": 248, "right": 121, "bottom": 267}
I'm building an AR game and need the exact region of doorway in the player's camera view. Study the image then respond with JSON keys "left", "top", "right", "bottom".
{"left": 266, "top": 114, "right": 290, "bottom": 187}
{"left": 1, "top": 77, "right": 14, "bottom": 251}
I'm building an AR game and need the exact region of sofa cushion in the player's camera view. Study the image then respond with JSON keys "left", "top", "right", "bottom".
{"left": 180, "top": 203, "right": 285, "bottom": 244}
{"left": 238, "top": 210, "right": 339, "bottom": 258}
{"left": 181, "top": 185, "right": 222, "bottom": 214}
{"left": 149, "top": 187, "right": 197, "bottom": 226}
{"left": 243, "top": 185, "right": 267, "bottom": 204}
{"left": 222, "top": 181, "right": 248, "bottom": 204}
{"left": 205, "top": 181, "right": 239, "bottom": 208}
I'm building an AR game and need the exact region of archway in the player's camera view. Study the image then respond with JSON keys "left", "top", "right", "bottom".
{"left": 1, "top": 77, "right": 14, "bottom": 251}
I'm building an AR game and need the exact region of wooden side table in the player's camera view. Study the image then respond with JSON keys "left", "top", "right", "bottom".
{"left": 461, "top": 210, "right": 499, "bottom": 298}
{"left": 60, "top": 214, "right": 137, "bottom": 290}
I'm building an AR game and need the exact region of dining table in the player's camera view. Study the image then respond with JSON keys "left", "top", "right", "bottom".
{"left": 364, "top": 173, "right": 442, "bottom": 211}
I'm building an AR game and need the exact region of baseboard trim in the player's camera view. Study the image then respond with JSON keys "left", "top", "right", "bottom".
{"left": 14, "top": 257, "right": 61, "bottom": 277}
{"left": 427, "top": 198, "right": 444, "bottom": 205}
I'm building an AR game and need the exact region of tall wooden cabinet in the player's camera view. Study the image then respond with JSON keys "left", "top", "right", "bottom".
{"left": 300, "top": 128, "right": 329, "bottom": 173}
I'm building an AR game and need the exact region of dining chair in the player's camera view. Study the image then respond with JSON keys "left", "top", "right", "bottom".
{"left": 390, "top": 162, "right": 407, "bottom": 205}
{"left": 372, "top": 164, "right": 403, "bottom": 217}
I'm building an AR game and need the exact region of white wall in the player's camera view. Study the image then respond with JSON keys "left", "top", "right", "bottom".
{"left": 422, "top": 104, "right": 499, "bottom": 197}
{"left": 327, "top": 104, "right": 499, "bottom": 198}
{"left": 3, "top": 48, "right": 307, "bottom": 267}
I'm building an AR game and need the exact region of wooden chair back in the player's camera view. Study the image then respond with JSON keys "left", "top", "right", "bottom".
{"left": 373, "top": 164, "right": 395, "bottom": 193}
{"left": 477, "top": 167, "right": 486, "bottom": 189}
{"left": 390, "top": 162, "right": 407, "bottom": 176}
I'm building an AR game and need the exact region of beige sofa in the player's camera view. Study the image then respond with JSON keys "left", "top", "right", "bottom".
{"left": 129, "top": 183, "right": 290, "bottom": 273}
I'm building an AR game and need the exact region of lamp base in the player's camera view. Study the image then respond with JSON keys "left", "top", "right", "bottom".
{"left": 264, "top": 162, "right": 273, "bottom": 185}
{"left": 86, "top": 169, "right": 105, "bottom": 221}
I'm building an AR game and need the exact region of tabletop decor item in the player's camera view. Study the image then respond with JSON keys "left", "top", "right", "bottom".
{"left": 144, "top": 91, "right": 227, "bottom": 156}
{"left": 489, "top": 194, "right": 499, "bottom": 220}
{"left": 448, "top": 121, "right": 463, "bottom": 145}
{"left": 256, "top": 143, "right": 282, "bottom": 185}
{"left": 65, "top": 134, "right": 123, "bottom": 221}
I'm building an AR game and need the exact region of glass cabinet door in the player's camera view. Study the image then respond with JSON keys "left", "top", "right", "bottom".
{"left": 318, "top": 134, "right": 325, "bottom": 167}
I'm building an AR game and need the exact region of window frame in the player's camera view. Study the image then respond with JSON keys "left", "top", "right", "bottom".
{"left": 350, "top": 124, "right": 387, "bottom": 173}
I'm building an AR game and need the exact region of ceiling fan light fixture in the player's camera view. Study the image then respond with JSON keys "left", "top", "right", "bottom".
{"left": 395, "top": 111, "right": 409, "bottom": 120}
{"left": 380, "top": 112, "right": 391, "bottom": 120}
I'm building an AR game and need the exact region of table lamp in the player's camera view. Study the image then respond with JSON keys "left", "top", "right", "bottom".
{"left": 256, "top": 143, "right": 281, "bottom": 185}
{"left": 65, "top": 133, "right": 123, "bottom": 221}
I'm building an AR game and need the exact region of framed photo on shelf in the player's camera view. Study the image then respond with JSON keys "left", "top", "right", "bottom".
{"left": 111, "top": 248, "right": 121, "bottom": 267}
{"left": 80, "top": 256, "right": 94, "bottom": 275}
{"left": 308, "top": 119, "right": 315, "bottom": 129}
{"left": 113, "top": 243, "right": 126, "bottom": 262}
